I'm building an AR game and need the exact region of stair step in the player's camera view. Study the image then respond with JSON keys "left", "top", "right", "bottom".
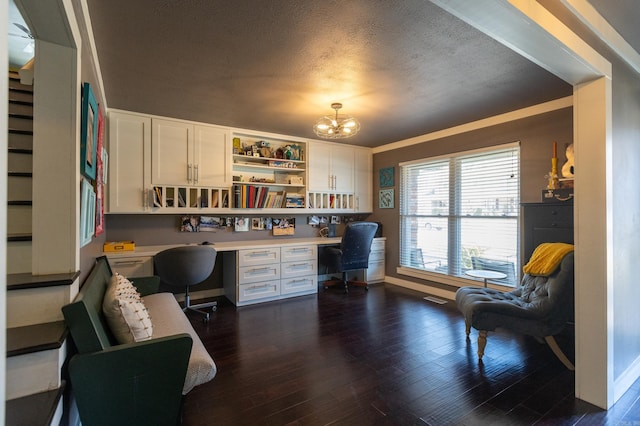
{"left": 9, "top": 112, "right": 33, "bottom": 121}
{"left": 8, "top": 171, "right": 33, "bottom": 178}
{"left": 8, "top": 98, "right": 34, "bottom": 106}
{"left": 6, "top": 382, "right": 65, "bottom": 426}
{"left": 8, "top": 233, "right": 32, "bottom": 242}
{"left": 9, "top": 148, "right": 33, "bottom": 155}
{"left": 7, "top": 270, "right": 80, "bottom": 291}
{"left": 7, "top": 321, "right": 67, "bottom": 357}
{"left": 8, "top": 128, "right": 33, "bottom": 135}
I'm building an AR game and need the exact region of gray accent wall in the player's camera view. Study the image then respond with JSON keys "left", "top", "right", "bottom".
{"left": 370, "top": 107, "right": 573, "bottom": 294}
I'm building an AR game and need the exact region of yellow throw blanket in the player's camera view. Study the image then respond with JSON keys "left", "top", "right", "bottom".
{"left": 523, "top": 242, "right": 574, "bottom": 276}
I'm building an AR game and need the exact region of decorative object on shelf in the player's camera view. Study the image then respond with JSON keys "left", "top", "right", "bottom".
{"left": 379, "top": 188, "right": 394, "bottom": 209}
{"left": 546, "top": 141, "right": 559, "bottom": 190}
{"left": 561, "top": 143, "right": 574, "bottom": 178}
{"left": 200, "top": 216, "right": 223, "bottom": 231}
{"left": 313, "top": 103, "right": 360, "bottom": 139}
{"left": 80, "top": 82, "right": 99, "bottom": 180}
{"left": 379, "top": 166, "right": 394, "bottom": 187}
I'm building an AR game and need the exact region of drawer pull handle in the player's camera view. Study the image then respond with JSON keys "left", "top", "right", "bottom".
{"left": 113, "top": 260, "right": 144, "bottom": 265}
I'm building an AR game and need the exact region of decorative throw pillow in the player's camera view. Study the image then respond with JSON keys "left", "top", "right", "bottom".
{"left": 102, "top": 273, "right": 153, "bottom": 343}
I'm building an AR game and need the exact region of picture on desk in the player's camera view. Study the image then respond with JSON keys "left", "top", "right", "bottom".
{"left": 272, "top": 217, "right": 295, "bottom": 236}
{"left": 234, "top": 217, "right": 250, "bottom": 232}
{"left": 200, "top": 216, "right": 223, "bottom": 231}
{"left": 180, "top": 215, "right": 200, "bottom": 232}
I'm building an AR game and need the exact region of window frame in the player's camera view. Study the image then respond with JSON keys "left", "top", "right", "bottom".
{"left": 397, "top": 142, "right": 520, "bottom": 289}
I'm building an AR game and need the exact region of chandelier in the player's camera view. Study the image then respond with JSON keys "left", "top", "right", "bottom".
{"left": 313, "top": 103, "right": 360, "bottom": 139}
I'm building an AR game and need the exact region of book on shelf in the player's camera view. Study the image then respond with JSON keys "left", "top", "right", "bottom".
{"left": 153, "top": 186, "right": 163, "bottom": 207}
{"left": 222, "top": 191, "right": 229, "bottom": 208}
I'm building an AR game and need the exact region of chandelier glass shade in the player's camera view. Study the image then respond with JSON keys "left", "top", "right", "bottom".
{"left": 313, "top": 103, "right": 360, "bottom": 139}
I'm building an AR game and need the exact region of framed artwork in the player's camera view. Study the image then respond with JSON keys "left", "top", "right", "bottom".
{"left": 379, "top": 167, "right": 394, "bottom": 188}
{"left": 95, "top": 105, "right": 105, "bottom": 236}
{"left": 80, "top": 82, "right": 99, "bottom": 180}
{"left": 80, "top": 178, "right": 96, "bottom": 247}
{"left": 379, "top": 188, "right": 394, "bottom": 209}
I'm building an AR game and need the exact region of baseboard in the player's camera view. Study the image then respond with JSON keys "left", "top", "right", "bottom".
{"left": 383, "top": 276, "right": 457, "bottom": 301}
{"left": 614, "top": 353, "right": 640, "bottom": 403}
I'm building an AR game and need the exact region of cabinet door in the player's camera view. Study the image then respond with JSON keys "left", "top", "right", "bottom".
{"left": 331, "top": 145, "right": 354, "bottom": 192}
{"left": 308, "top": 142, "right": 332, "bottom": 191}
{"left": 193, "top": 125, "right": 231, "bottom": 187}
{"left": 354, "top": 148, "right": 372, "bottom": 212}
{"left": 151, "top": 119, "right": 192, "bottom": 185}
{"left": 108, "top": 112, "right": 151, "bottom": 213}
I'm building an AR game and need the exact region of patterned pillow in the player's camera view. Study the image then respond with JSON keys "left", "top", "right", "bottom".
{"left": 102, "top": 273, "right": 153, "bottom": 343}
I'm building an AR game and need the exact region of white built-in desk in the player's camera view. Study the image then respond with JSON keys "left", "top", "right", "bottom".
{"left": 105, "top": 237, "right": 343, "bottom": 306}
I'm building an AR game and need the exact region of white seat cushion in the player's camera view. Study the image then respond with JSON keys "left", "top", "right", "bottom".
{"left": 143, "top": 292, "right": 217, "bottom": 394}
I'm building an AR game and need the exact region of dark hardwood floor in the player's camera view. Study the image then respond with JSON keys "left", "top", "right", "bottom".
{"left": 183, "top": 284, "right": 640, "bottom": 425}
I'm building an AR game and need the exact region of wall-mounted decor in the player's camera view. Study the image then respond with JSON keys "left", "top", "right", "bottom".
{"left": 272, "top": 218, "right": 295, "bottom": 236}
{"left": 95, "top": 105, "right": 105, "bottom": 236}
{"left": 80, "top": 178, "right": 96, "bottom": 247}
{"left": 80, "top": 82, "right": 99, "bottom": 180}
{"left": 379, "top": 166, "right": 394, "bottom": 187}
{"left": 379, "top": 188, "right": 394, "bottom": 209}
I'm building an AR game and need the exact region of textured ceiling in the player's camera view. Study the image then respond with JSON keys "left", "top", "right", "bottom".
{"left": 85, "top": 0, "right": 575, "bottom": 147}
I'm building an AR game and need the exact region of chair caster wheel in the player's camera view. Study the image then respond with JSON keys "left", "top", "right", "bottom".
{"left": 212, "top": 306, "right": 217, "bottom": 312}
{"left": 365, "top": 286, "right": 369, "bottom": 291}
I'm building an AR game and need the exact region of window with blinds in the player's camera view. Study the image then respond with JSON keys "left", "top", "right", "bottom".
{"left": 399, "top": 143, "right": 520, "bottom": 286}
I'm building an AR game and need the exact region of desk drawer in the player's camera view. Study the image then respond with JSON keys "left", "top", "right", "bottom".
{"left": 371, "top": 239, "right": 385, "bottom": 251}
{"left": 238, "top": 264, "right": 280, "bottom": 284}
{"left": 281, "top": 260, "right": 317, "bottom": 279}
{"left": 238, "top": 280, "right": 280, "bottom": 303}
{"left": 109, "top": 256, "right": 153, "bottom": 278}
{"left": 281, "top": 275, "right": 317, "bottom": 295}
{"left": 238, "top": 247, "right": 280, "bottom": 267}
{"left": 281, "top": 245, "right": 316, "bottom": 262}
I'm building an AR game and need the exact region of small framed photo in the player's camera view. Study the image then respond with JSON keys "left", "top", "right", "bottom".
{"left": 235, "top": 217, "right": 249, "bottom": 232}
{"left": 80, "top": 82, "right": 99, "bottom": 180}
{"left": 379, "top": 189, "right": 394, "bottom": 209}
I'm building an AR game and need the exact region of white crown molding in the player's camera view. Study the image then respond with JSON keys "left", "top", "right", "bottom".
{"left": 561, "top": 0, "right": 640, "bottom": 75}
{"left": 373, "top": 96, "right": 572, "bottom": 154}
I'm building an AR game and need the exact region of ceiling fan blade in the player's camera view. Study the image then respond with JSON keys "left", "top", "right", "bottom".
{"left": 13, "top": 23, "right": 33, "bottom": 38}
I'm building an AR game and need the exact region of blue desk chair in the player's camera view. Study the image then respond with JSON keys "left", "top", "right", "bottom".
{"left": 322, "top": 222, "right": 378, "bottom": 293}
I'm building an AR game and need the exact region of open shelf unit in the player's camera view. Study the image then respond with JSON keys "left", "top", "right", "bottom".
{"left": 231, "top": 133, "right": 307, "bottom": 209}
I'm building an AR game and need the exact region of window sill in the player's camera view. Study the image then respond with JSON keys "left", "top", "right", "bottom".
{"left": 396, "top": 266, "right": 515, "bottom": 292}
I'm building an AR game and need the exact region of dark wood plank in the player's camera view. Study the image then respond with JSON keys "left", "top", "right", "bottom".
{"left": 181, "top": 284, "right": 638, "bottom": 425}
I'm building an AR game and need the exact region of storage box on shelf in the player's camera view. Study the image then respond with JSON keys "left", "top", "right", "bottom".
{"left": 231, "top": 133, "right": 307, "bottom": 210}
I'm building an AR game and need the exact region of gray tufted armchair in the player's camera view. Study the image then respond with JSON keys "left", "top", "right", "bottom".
{"left": 455, "top": 251, "right": 574, "bottom": 369}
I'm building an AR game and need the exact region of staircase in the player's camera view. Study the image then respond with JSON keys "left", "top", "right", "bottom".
{"left": 6, "top": 70, "right": 78, "bottom": 425}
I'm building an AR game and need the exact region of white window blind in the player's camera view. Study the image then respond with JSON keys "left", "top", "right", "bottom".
{"left": 399, "top": 144, "right": 520, "bottom": 286}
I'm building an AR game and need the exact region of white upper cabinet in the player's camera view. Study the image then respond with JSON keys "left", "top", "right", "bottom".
{"left": 108, "top": 111, "right": 151, "bottom": 213}
{"left": 354, "top": 147, "right": 373, "bottom": 212}
{"left": 193, "top": 125, "right": 232, "bottom": 187}
{"left": 151, "top": 118, "right": 230, "bottom": 187}
{"left": 308, "top": 142, "right": 354, "bottom": 192}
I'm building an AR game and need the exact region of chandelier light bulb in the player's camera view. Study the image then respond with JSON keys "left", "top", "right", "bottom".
{"left": 313, "top": 103, "right": 360, "bottom": 139}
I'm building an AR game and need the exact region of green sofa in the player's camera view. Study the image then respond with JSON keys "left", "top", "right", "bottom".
{"left": 62, "top": 256, "right": 216, "bottom": 426}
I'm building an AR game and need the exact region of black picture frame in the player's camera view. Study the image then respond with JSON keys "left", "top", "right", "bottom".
{"left": 80, "top": 82, "right": 98, "bottom": 180}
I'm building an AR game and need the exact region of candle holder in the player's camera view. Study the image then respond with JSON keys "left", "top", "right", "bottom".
{"left": 547, "top": 157, "right": 559, "bottom": 190}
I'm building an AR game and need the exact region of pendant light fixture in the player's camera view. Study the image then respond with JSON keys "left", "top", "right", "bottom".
{"left": 313, "top": 103, "right": 360, "bottom": 139}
